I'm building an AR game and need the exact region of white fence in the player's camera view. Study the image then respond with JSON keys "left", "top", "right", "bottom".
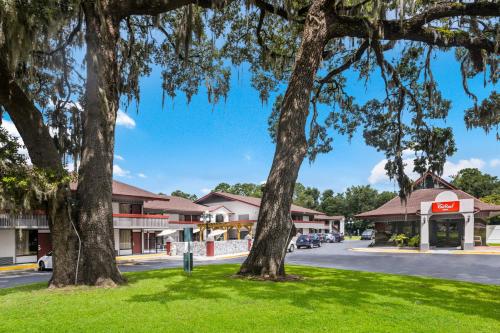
{"left": 486, "top": 225, "right": 500, "bottom": 244}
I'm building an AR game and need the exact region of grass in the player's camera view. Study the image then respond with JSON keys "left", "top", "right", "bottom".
{"left": 1, "top": 264, "right": 499, "bottom": 332}
{"left": 487, "top": 243, "right": 500, "bottom": 246}
{"left": 345, "top": 235, "right": 361, "bottom": 240}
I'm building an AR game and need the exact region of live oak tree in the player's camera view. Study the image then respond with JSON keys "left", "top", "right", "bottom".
{"left": 0, "top": 0, "right": 233, "bottom": 286}
{"left": 0, "top": 0, "right": 83, "bottom": 286}
{"left": 231, "top": 0, "right": 499, "bottom": 278}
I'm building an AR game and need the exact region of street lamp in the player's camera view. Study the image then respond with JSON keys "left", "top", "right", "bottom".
{"left": 347, "top": 218, "right": 354, "bottom": 236}
{"left": 200, "top": 211, "right": 212, "bottom": 240}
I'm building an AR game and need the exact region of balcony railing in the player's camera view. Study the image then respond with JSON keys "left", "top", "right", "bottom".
{"left": 0, "top": 214, "right": 49, "bottom": 229}
{"left": 113, "top": 214, "right": 169, "bottom": 229}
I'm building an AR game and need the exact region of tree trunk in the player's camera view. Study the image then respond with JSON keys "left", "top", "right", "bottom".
{"left": 238, "top": 0, "right": 330, "bottom": 278}
{"left": 0, "top": 59, "right": 80, "bottom": 287}
{"left": 76, "top": 0, "right": 124, "bottom": 286}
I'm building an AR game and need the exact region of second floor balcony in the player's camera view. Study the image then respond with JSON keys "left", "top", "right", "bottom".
{"left": 0, "top": 214, "right": 49, "bottom": 229}
{"left": 112, "top": 214, "right": 170, "bottom": 229}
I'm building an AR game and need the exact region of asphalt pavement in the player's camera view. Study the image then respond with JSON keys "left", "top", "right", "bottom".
{"left": 1, "top": 240, "right": 499, "bottom": 288}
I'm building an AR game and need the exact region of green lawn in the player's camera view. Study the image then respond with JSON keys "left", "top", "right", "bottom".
{"left": 345, "top": 235, "right": 361, "bottom": 240}
{"left": 1, "top": 265, "right": 499, "bottom": 332}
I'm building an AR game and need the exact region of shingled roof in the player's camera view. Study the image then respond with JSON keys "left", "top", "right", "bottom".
{"left": 144, "top": 195, "right": 208, "bottom": 214}
{"left": 70, "top": 180, "right": 167, "bottom": 201}
{"left": 356, "top": 188, "right": 500, "bottom": 219}
{"left": 196, "top": 191, "right": 324, "bottom": 215}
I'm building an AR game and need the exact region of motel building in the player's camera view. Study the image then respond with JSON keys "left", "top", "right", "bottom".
{"left": 0, "top": 181, "right": 207, "bottom": 266}
{"left": 194, "top": 192, "right": 345, "bottom": 240}
{"left": 0, "top": 181, "right": 346, "bottom": 266}
{"left": 356, "top": 172, "right": 500, "bottom": 250}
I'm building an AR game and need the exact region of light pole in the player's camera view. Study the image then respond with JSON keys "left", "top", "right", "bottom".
{"left": 347, "top": 218, "right": 354, "bottom": 237}
{"left": 200, "top": 211, "right": 212, "bottom": 241}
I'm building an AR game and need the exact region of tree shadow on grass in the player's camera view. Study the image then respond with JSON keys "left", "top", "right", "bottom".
{"left": 0, "top": 282, "right": 47, "bottom": 297}
{"left": 126, "top": 264, "right": 500, "bottom": 323}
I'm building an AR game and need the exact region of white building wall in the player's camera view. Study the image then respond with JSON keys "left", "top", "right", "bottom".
{"left": 203, "top": 201, "right": 260, "bottom": 220}
{"left": 112, "top": 202, "right": 119, "bottom": 214}
{"left": 168, "top": 213, "right": 180, "bottom": 221}
{"left": 114, "top": 229, "right": 120, "bottom": 254}
{"left": 486, "top": 225, "right": 500, "bottom": 244}
{"left": 0, "top": 229, "right": 15, "bottom": 265}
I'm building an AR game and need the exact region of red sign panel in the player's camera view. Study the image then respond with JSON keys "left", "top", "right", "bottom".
{"left": 432, "top": 201, "right": 460, "bottom": 213}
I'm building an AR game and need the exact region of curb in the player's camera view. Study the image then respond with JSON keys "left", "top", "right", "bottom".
{"left": 0, "top": 263, "right": 37, "bottom": 272}
{"left": 350, "top": 248, "right": 500, "bottom": 255}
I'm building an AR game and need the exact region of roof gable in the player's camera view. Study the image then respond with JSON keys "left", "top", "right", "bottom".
{"left": 196, "top": 192, "right": 323, "bottom": 215}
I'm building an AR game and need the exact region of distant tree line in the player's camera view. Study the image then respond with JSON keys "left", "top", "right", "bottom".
{"left": 451, "top": 168, "right": 500, "bottom": 204}
{"left": 170, "top": 169, "right": 500, "bottom": 231}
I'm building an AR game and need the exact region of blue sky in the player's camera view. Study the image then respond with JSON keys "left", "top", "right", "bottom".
{"left": 2, "top": 50, "right": 499, "bottom": 197}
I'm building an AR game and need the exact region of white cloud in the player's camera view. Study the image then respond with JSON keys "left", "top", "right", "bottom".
{"left": 1, "top": 119, "right": 30, "bottom": 162}
{"left": 113, "top": 164, "right": 131, "bottom": 178}
{"left": 443, "top": 158, "right": 485, "bottom": 178}
{"left": 490, "top": 159, "right": 500, "bottom": 168}
{"left": 116, "top": 110, "right": 136, "bottom": 129}
{"left": 368, "top": 156, "right": 486, "bottom": 184}
{"left": 259, "top": 180, "right": 267, "bottom": 185}
{"left": 200, "top": 188, "right": 211, "bottom": 194}
{"left": 243, "top": 153, "right": 252, "bottom": 161}
{"left": 137, "top": 173, "right": 147, "bottom": 178}
{"left": 115, "top": 154, "right": 124, "bottom": 161}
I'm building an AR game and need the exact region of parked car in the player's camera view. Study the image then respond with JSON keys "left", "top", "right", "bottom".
{"left": 296, "top": 234, "right": 321, "bottom": 249}
{"left": 288, "top": 237, "right": 297, "bottom": 252}
{"left": 361, "top": 229, "right": 376, "bottom": 240}
{"left": 332, "top": 231, "right": 344, "bottom": 242}
{"left": 325, "top": 232, "right": 344, "bottom": 243}
{"left": 324, "top": 233, "right": 337, "bottom": 243}
{"left": 318, "top": 233, "right": 327, "bottom": 243}
{"left": 38, "top": 251, "right": 53, "bottom": 271}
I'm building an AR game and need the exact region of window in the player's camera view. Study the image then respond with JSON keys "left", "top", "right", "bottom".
{"left": 216, "top": 214, "right": 224, "bottom": 222}
{"left": 238, "top": 214, "right": 250, "bottom": 221}
{"left": 119, "top": 203, "right": 142, "bottom": 214}
{"left": 15, "top": 230, "right": 38, "bottom": 256}
{"left": 119, "top": 230, "right": 132, "bottom": 250}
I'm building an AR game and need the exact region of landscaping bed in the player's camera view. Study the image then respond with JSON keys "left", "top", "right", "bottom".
{"left": 1, "top": 264, "right": 499, "bottom": 332}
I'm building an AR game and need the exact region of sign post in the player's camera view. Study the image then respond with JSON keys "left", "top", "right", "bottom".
{"left": 183, "top": 227, "right": 193, "bottom": 275}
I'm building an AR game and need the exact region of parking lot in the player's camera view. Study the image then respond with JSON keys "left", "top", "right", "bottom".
{"left": 287, "top": 240, "right": 500, "bottom": 285}
{"left": 1, "top": 240, "right": 500, "bottom": 288}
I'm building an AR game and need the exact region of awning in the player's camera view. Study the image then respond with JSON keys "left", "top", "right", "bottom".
{"left": 157, "top": 229, "right": 180, "bottom": 236}
{"left": 208, "top": 229, "right": 227, "bottom": 238}
{"left": 193, "top": 228, "right": 200, "bottom": 234}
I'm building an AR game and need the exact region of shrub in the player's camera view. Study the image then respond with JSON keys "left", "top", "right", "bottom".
{"left": 389, "top": 234, "right": 408, "bottom": 247}
{"left": 408, "top": 235, "right": 420, "bottom": 248}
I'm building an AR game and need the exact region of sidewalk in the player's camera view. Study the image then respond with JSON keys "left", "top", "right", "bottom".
{"left": 351, "top": 246, "right": 500, "bottom": 255}
{"left": 0, "top": 251, "right": 249, "bottom": 273}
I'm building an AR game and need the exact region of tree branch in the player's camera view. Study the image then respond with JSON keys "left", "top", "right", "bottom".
{"left": 328, "top": 15, "right": 498, "bottom": 53}
{"left": 407, "top": 2, "right": 500, "bottom": 30}
{"left": 0, "top": 59, "right": 62, "bottom": 170}
{"left": 111, "top": 0, "right": 219, "bottom": 18}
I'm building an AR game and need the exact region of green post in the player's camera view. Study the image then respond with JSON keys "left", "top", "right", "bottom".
{"left": 183, "top": 227, "right": 193, "bottom": 274}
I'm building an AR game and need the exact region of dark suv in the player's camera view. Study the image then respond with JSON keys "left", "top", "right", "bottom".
{"left": 296, "top": 234, "right": 321, "bottom": 249}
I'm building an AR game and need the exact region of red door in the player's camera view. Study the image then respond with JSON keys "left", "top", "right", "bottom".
{"left": 37, "top": 232, "right": 52, "bottom": 259}
{"left": 132, "top": 232, "right": 142, "bottom": 254}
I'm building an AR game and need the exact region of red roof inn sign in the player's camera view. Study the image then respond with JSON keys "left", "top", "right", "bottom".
{"left": 420, "top": 191, "right": 476, "bottom": 251}
{"left": 432, "top": 201, "right": 460, "bottom": 213}
{"left": 421, "top": 191, "right": 474, "bottom": 216}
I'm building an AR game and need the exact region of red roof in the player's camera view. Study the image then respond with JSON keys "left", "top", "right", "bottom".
{"left": 144, "top": 195, "right": 208, "bottom": 214}
{"left": 356, "top": 188, "right": 500, "bottom": 219}
{"left": 70, "top": 180, "right": 167, "bottom": 201}
{"left": 195, "top": 192, "right": 323, "bottom": 215}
